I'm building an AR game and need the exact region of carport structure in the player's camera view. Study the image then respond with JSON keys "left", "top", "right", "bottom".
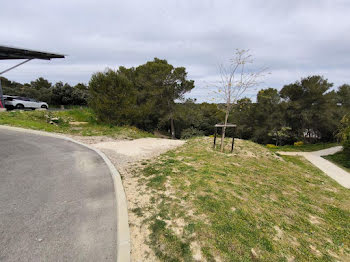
{"left": 0, "top": 45, "right": 65, "bottom": 108}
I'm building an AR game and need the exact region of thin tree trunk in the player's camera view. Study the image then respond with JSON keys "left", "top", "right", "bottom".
{"left": 170, "top": 116, "right": 175, "bottom": 139}
{"left": 275, "top": 134, "right": 278, "bottom": 146}
{"left": 220, "top": 110, "right": 229, "bottom": 152}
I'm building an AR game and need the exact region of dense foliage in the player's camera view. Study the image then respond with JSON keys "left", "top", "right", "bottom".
{"left": 2, "top": 70, "right": 349, "bottom": 145}
{"left": 88, "top": 58, "right": 195, "bottom": 138}
{"left": 89, "top": 70, "right": 136, "bottom": 125}
{"left": 339, "top": 114, "right": 350, "bottom": 153}
{"left": 1, "top": 77, "right": 88, "bottom": 106}
{"left": 172, "top": 76, "right": 348, "bottom": 144}
{"left": 229, "top": 76, "right": 349, "bottom": 145}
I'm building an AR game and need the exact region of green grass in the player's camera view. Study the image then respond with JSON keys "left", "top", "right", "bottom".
{"left": 0, "top": 108, "right": 153, "bottom": 139}
{"left": 267, "top": 142, "right": 339, "bottom": 152}
{"left": 323, "top": 150, "right": 350, "bottom": 173}
{"left": 134, "top": 137, "right": 350, "bottom": 262}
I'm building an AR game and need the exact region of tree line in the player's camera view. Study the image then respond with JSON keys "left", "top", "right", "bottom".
{"left": 0, "top": 76, "right": 89, "bottom": 106}
{"left": 1, "top": 59, "right": 350, "bottom": 146}
{"left": 229, "top": 76, "right": 349, "bottom": 145}
{"left": 166, "top": 76, "right": 349, "bottom": 145}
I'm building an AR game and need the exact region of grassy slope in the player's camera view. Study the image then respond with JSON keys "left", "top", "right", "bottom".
{"left": 323, "top": 151, "right": 350, "bottom": 173}
{"left": 267, "top": 143, "right": 339, "bottom": 152}
{"left": 133, "top": 137, "right": 350, "bottom": 262}
{"left": 0, "top": 109, "right": 153, "bottom": 139}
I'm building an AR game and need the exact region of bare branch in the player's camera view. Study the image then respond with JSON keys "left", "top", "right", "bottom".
{"left": 212, "top": 49, "right": 268, "bottom": 151}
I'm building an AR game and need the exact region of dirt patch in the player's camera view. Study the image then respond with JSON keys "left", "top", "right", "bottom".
{"left": 124, "top": 168, "right": 157, "bottom": 262}
{"left": 93, "top": 138, "right": 184, "bottom": 157}
{"left": 273, "top": 225, "right": 283, "bottom": 241}
{"left": 69, "top": 135, "right": 121, "bottom": 144}
{"left": 310, "top": 245, "right": 322, "bottom": 257}
{"left": 309, "top": 215, "right": 323, "bottom": 225}
{"left": 191, "top": 241, "right": 204, "bottom": 261}
{"left": 72, "top": 136, "right": 185, "bottom": 261}
{"left": 69, "top": 121, "right": 88, "bottom": 126}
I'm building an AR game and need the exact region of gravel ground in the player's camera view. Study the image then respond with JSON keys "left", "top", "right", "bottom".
{"left": 71, "top": 136, "right": 185, "bottom": 168}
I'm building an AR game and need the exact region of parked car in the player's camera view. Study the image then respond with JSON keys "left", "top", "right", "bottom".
{"left": 4, "top": 95, "right": 48, "bottom": 110}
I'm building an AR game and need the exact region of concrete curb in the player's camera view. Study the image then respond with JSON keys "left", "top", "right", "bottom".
{"left": 0, "top": 125, "right": 130, "bottom": 262}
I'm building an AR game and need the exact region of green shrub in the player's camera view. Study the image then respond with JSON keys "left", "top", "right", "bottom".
{"left": 180, "top": 127, "right": 204, "bottom": 139}
{"left": 339, "top": 115, "right": 350, "bottom": 154}
{"left": 343, "top": 132, "right": 350, "bottom": 153}
{"left": 266, "top": 144, "right": 277, "bottom": 149}
{"left": 88, "top": 70, "right": 137, "bottom": 126}
{"left": 294, "top": 141, "right": 304, "bottom": 146}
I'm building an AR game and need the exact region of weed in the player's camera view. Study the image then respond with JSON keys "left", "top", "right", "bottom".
{"left": 131, "top": 207, "right": 144, "bottom": 217}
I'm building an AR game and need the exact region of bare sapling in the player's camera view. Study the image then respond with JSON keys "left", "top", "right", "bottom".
{"left": 215, "top": 49, "right": 268, "bottom": 152}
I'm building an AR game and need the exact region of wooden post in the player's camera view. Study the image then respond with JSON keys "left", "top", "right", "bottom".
{"left": 231, "top": 127, "right": 236, "bottom": 153}
{"left": 213, "top": 127, "right": 217, "bottom": 149}
{"left": 214, "top": 124, "right": 236, "bottom": 152}
{"left": 231, "top": 136, "right": 235, "bottom": 153}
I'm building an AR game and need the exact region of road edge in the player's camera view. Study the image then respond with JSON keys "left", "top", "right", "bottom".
{"left": 0, "top": 125, "right": 130, "bottom": 262}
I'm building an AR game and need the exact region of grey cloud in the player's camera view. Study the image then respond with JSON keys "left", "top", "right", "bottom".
{"left": 1, "top": 0, "right": 350, "bottom": 102}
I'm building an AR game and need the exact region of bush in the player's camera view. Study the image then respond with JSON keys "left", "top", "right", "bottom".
{"left": 294, "top": 141, "right": 304, "bottom": 147}
{"left": 342, "top": 131, "right": 350, "bottom": 153}
{"left": 266, "top": 144, "right": 277, "bottom": 149}
{"left": 88, "top": 70, "right": 137, "bottom": 125}
{"left": 339, "top": 115, "right": 350, "bottom": 154}
{"left": 181, "top": 127, "right": 204, "bottom": 139}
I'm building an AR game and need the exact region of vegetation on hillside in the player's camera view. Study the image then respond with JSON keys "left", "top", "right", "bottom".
{"left": 131, "top": 138, "right": 350, "bottom": 261}
{"left": 2, "top": 67, "right": 350, "bottom": 145}
{"left": 323, "top": 114, "right": 350, "bottom": 171}
{"left": 88, "top": 58, "right": 194, "bottom": 138}
{"left": 88, "top": 73, "right": 349, "bottom": 144}
{"left": 0, "top": 108, "right": 152, "bottom": 139}
{"left": 339, "top": 114, "right": 350, "bottom": 153}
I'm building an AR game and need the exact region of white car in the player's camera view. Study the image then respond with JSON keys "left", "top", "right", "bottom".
{"left": 4, "top": 96, "right": 48, "bottom": 110}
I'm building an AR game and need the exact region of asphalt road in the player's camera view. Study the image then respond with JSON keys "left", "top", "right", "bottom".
{"left": 0, "top": 129, "right": 117, "bottom": 261}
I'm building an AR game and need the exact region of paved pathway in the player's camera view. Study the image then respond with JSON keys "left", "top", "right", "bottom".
{"left": 278, "top": 146, "right": 350, "bottom": 189}
{"left": 0, "top": 129, "right": 117, "bottom": 261}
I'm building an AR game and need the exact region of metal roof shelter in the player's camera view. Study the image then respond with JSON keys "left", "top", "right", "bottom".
{"left": 0, "top": 45, "right": 65, "bottom": 108}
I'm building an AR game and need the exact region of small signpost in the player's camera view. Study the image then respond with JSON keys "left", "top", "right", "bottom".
{"left": 213, "top": 123, "right": 237, "bottom": 152}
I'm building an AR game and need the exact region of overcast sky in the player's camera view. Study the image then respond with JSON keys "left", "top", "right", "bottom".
{"left": 1, "top": 0, "right": 349, "bottom": 102}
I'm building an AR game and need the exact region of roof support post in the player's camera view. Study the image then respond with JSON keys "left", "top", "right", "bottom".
{"left": 0, "top": 58, "right": 33, "bottom": 109}
{"left": 0, "top": 79, "right": 4, "bottom": 108}
{"left": 0, "top": 59, "right": 33, "bottom": 75}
